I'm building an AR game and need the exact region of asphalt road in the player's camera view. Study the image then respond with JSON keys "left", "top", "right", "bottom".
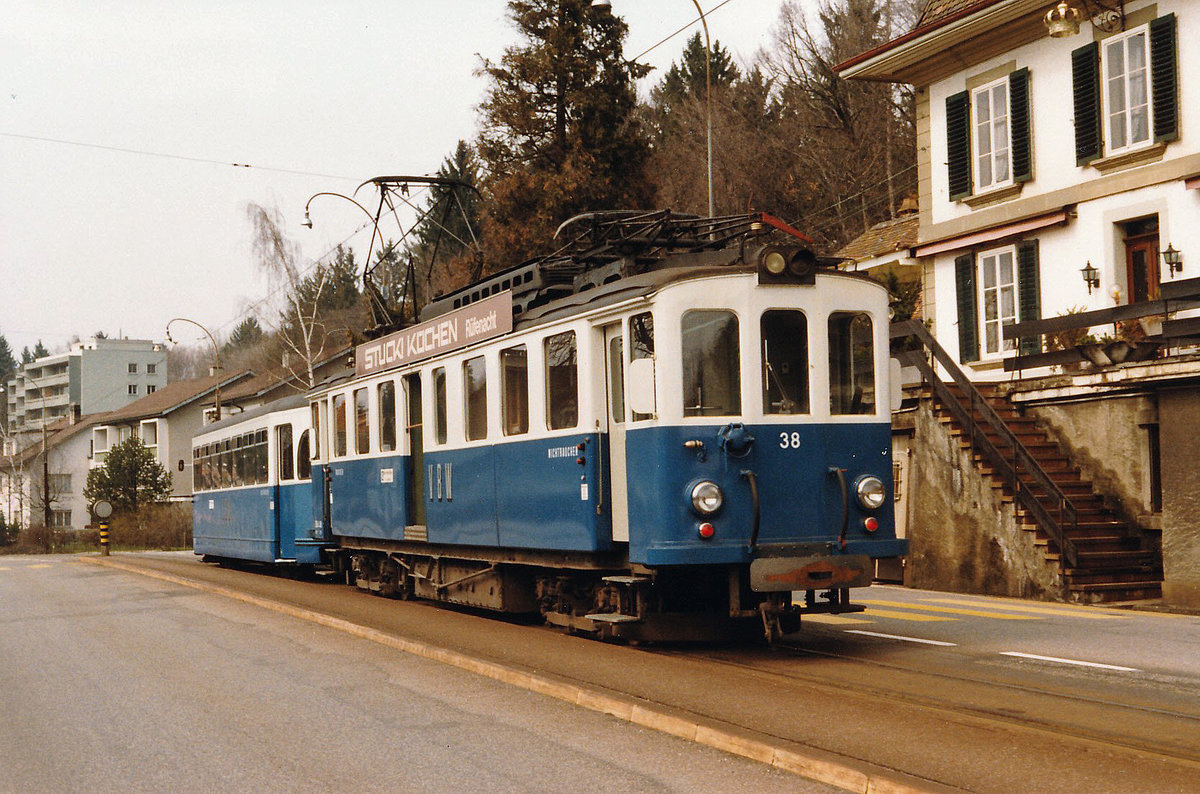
{"left": 9, "top": 551, "right": 1200, "bottom": 792}
{"left": 0, "top": 554, "right": 833, "bottom": 794}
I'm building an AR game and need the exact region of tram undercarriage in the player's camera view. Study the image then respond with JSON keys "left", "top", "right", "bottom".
{"left": 334, "top": 540, "right": 869, "bottom": 643}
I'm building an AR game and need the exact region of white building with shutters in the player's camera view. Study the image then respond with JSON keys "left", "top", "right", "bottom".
{"left": 840, "top": 0, "right": 1189, "bottom": 373}
{"left": 839, "top": 0, "right": 1200, "bottom": 609}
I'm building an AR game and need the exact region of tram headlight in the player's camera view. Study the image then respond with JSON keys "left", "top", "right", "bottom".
{"left": 689, "top": 481, "right": 724, "bottom": 516}
{"left": 855, "top": 475, "right": 887, "bottom": 511}
{"left": 763, "top": 249, "right": 787, "bottom": 276}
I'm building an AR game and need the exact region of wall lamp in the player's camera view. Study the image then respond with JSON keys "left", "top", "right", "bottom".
{"left": 1081, "top": 261, "right": 1100, "bottom": 294}
{"left": 1162, "top": 243, "right": 1183, "bottom": 277}
{"left": 1044, "top": 0, "right": 1124, "bottom": 37}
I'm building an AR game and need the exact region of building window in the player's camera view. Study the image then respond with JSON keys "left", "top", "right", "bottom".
{"left": 128, "top": 363, "right": 138, "bottom": 374}
{"left": 1072, "top": 15, "right": 1177, "bottom": 165}
{"left": 128, "top": 385, "right": 138, "bottom": 395}
{"left": 1103, "top": 28, "right": 1151, "bottom": 154}
{"left": 147, "top": 385, "right": 156, "bottom": 394}
{"left": 954, "top": 241, "right": 1041, "bottom": 364}
{"left": 946, "top": 68, "right": 1031, "bottom": 200}
{"left": 51, "top": 510, "right": 72, "bottom": 528}
{"left": 972, "top": 78, "right": 1011, "bottom": 191}
{"left": 49, "top": 473, "right": 71, "bottom": 494}
{"left": 979, "top": 246, "right": 1018, "bottom": 358}
{"left": 147, "top": 363, "right": 156, "bottom": 375}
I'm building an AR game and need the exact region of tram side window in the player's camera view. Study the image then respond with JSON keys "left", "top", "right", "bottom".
{"left": 221, "top": 439, "right": 232, "bottom": 487}
{"left": 309, "top": 403, "right": 321, "bottom": 460}
{"left": 277, "top": 424, "right": 294, "bottom": 482}
{"left": 464, "top": 356, "right": 488, "bottom": 441}
{"left": 630, "top": 312, "right": 654, "bottom": 421}
{"left": 762, "top": 310, "right": 810, "bottom": 415}
{"left": 829, "top": 312, "right": 876, "bottom": 415}
{"left": 379, "top": 381, "right": 397, "bottom": 452}
{"left": 333, "top": 393, "right": 348, "bottom": 457}
{"left": 354, "top": 387, "right": 370, "bottom": 455}
{"left": 297, "top": 430, "right": 312, "bottom": 480}
{"left": 192, "top": 448, "right": 202, "bottom": 492}
{"left": 682, "top": 310, "right": 741, "bottom": 417}
{"left": 545, "top": 331, "right": 578, "bottom": 430}
{"left": 501, "top": 345, "right": 529, "bottom": 436}
{"left": 433, "top": 367, "right": 447, "bottom": 444}
{"left": 609, "top": 336, "right": 624, "bottom": 424}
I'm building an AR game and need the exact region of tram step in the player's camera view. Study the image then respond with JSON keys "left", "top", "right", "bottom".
{"left": 584, "top": 613, "right": 642, "bottom": 624}
{"left": 602, "top": 575, "right": 652, "bottom": 585}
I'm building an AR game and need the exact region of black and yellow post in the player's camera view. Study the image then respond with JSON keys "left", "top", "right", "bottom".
{"left": 91, "top": 500, "right": 113, "bottom": 556}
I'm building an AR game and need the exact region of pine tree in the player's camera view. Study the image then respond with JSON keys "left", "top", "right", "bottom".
{"left": 83, "top": 437, "right": 172, "bottom": 514}
{"left": 0, "top": 332, "right": 16, "bottom": 384}
{"left": 477, "top": 0, "right": 652, "bottom": 269}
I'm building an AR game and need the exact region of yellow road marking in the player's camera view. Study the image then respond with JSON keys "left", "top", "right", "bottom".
{"left": 858, "top": 607, "right": 954, "bottom": 622}
{"left": 802, "top": 613, "right": 874, "bottom": 626}
{"left": 856, "top": 599, "right": 1039, "bottom": 620}
{"left": 921, "top": 597, "right": 1126, "bottom": 619}
{"left": 28, "top": 564, "right": 52, "bottom": 569}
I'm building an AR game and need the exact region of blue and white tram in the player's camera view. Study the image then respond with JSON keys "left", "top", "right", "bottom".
{"left": 305, "top": 214, "right": 907, "bottom": 641}
{"left": 192, "top": 395, "right": 323, "bottom": 565}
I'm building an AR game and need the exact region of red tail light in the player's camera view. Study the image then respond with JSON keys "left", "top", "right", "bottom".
{"left": 863, "top": 517, "right": 879, "bottom": 533}
{"left": 697, "top": 522, "right": 716, "bottom": 539}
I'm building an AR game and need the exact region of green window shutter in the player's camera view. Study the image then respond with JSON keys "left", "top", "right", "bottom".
{"left": 1016, "top": 240, "right": 1041, "bottom": 356}
{"left": 955, "top": 253, "right": 979, "bottom": 363}
{"left": 1072, "top": 41, "right": 1102, "bottom": 165}
{"left": 946, "top": 91, "right": 972, "bottom": 200}
{"left": 1009, "top": 68, "right": 1032, "bottom": 183}
{"left": 1150, "top": 13, "right": 1179, "bottom": 143}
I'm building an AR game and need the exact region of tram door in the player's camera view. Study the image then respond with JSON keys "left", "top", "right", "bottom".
{"left": 604, "top": 324, "right": 630, "bottom": 542}
{"left": 404, "top": 374, "right": 426, "bottom": 526}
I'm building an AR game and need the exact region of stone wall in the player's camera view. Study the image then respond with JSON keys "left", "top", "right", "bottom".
{"left": 902, "top": 398, "right": 1062, "bottom": 599}
{"left": 1021, "top": 393, "right": 1157, "bottom": 527}
{"left": 1159, "top": 387, "right": 1200, "bottom": 607}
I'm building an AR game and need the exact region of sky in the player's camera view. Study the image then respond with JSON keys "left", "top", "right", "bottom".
{"left": 1, "top": 1, "right": 788, "bottom": 360}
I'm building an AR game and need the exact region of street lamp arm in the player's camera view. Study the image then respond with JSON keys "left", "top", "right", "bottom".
{"left": 302, "top": 192, "right": 378, "bottom": 229}
{"left": 166, "top": 317, "right": 222, "bottom": 421}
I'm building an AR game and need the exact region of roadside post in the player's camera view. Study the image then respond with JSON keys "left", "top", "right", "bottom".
{"left": 91, "top": 500, "right": 113, "bottom": 556}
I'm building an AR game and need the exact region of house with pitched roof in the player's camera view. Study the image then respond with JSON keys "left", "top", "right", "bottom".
{"left": 839, "top": 0, "right": 1200, "bottom": 606}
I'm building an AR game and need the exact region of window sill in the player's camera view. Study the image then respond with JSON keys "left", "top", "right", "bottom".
{"left": 1089, "top": 142, "right": 1167, "bottom": 174}
{"left": 962, "top": 182, "right": 1024, "bottom": 209}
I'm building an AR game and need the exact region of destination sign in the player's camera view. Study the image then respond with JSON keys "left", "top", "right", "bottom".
{"left": 356, "top": 291, "right": 514, "bottom": 377}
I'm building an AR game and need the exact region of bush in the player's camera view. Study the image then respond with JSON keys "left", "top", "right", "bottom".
{"left": 107, "top": 503, "right": 193, "bottom": 550}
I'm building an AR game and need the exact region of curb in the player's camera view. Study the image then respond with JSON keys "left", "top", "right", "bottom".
{"left": 83, "top": 556, "right": 943, "bottom": 794}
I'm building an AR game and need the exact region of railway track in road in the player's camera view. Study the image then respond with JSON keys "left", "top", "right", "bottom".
{"left": 86, "top": 553, "right": 1200, "bottom": 792}
{"left": 643, "top": 640, "right": 1200, "bottom": 768}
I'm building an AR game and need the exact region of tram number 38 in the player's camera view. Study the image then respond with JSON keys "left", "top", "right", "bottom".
{"left": 779, "top": 432, "right": 804, "bottom": 449}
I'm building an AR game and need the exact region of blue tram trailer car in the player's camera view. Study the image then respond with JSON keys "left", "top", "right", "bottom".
{"left": 309, "top": 213, "right": 908, "bottom": 641}
{"left": 192, "top": 395, "right": 326, "bottom": 566}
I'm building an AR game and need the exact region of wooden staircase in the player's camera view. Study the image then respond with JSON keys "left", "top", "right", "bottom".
{"left": 939, "top": 382, "right": 1162, "bottom": 603}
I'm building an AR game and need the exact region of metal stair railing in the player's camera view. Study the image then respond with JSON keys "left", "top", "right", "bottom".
{"left": 891, "top": 320, "right": 1079, "bottom": 569}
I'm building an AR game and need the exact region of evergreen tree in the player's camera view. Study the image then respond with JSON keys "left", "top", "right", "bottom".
{"left": 21, "top": 346, "right": 33, "bottom": 364}
{"left": 32, "top": 340, "right": 49, "bottom": 359}
{"left": 654, "top": 32, "right": 740, "bottom": 118}
{"left": 223, "top": 317, "right": 264, "bottom": 354}
{"left": 0, "top": 332, "right": 16, "bottom": 384}
{"left": 83, "top": 436, "right": 172, "bottom": 514}
{"left": 477, "top": 0, "right": 652, "bottom": 269}
{"left": 407, "top": 141, "right": 483, "bottom": 296}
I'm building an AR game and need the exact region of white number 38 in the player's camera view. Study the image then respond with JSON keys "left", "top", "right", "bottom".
{"left": 779, "top": 431, "right": 802, "bottom": 449}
